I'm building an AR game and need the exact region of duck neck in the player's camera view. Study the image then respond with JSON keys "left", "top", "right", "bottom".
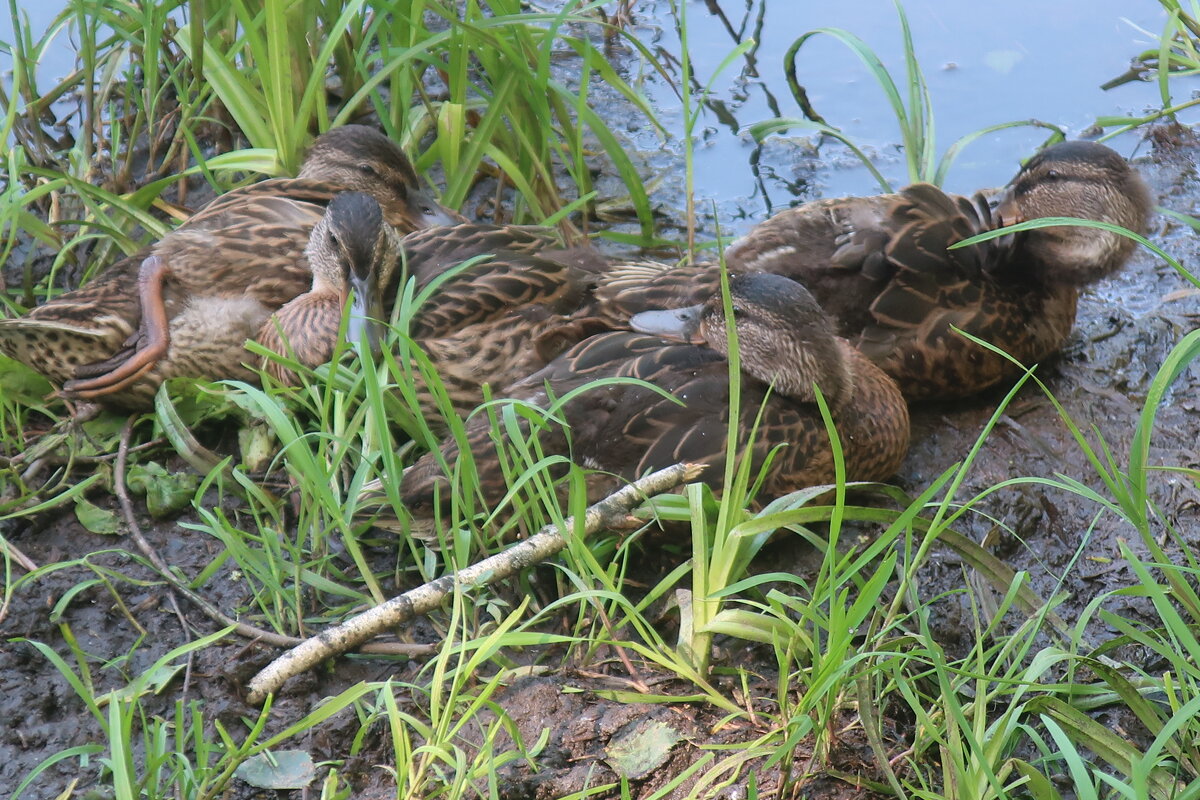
{"left": 743, "top": 337, "right": 854, "bottom": 411}
{"left": 1017, "top": 224, "right": 1132, "bottom": 287}
{"left": 374, "top": 224, "right": 406, "bottom": 292}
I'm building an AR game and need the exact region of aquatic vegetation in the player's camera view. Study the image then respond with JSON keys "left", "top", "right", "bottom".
{"left": 1098, "top": 0, "right": 1200, "bottom": 134}
{"left": 751, "top": 1, "right": 1065, "bottom": 190}
{"left": 1, "top": 1, "right": 1200, "bottom": 799}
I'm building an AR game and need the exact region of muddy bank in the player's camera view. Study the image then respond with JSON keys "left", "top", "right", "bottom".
{"left": 890, "top": 137, "right": 1200, "bottom": 652}
{"left": 3, "top": 136, "right": 1198, "bottom": 798}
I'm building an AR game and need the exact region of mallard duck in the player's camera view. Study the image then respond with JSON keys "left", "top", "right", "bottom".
{"left": 256, "top": 191, "right": 397, "bottom": 384}
{"left": 0, "top": 125, "right": 459, "bottom": 409}
{"left": 590, "top": 140, "right": 1152, "bottom": 400}
{"left": 399, "top": 272, "right": 910, "bottom": 514}
{"left": 258, "top": 211, "right": 605, "bottom": 425}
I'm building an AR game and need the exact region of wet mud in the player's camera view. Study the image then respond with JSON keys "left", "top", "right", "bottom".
{"left": 895, "top": 137, "right": 1200, "bottom": 650}
{"left": 4, "top": 137, "right": 1197, "bottom": 798}
{"left": 3, "top": 14, "right": 1200, "bottom": 791}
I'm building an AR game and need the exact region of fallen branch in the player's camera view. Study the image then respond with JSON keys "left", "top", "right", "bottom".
{"left": 247, "top": 461, "right": 706, "bottom": 704}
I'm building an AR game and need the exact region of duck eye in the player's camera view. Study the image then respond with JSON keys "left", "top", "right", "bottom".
{"left": 358, "top": 164, "right": 380, "bottom": 179}
{"left": 1045, "top": 168, "right": 1061, "bottom": 180}
{"left": 328, "top": 231, "right": 341, "bottom": 249}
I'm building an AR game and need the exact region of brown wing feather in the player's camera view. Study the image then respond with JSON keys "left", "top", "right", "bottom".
{"left": 256, "top": 293, "right": 343, "bottom": 385}
{"left": 414, "top": 308, "right": 588, "bottom": 426}
{"left": 402, "top": 331, "right": 909, "bottom": 514}
{"left": 406, "top": 245, "right": 592, "bottom": 340}
{"left": 586, "top": 261, "right": 723, "bottom": 329}
{"left": 855, "top": 185, "right": 1086, "bottom": 398}
{"left": 395, "top": 224, "right": 605, "bottom": 290}
{"left": 0, "top": 260, "right": 142, "bottom": 384}
{"left": 862, "top": 283, "right": 1079, "bottom": 400}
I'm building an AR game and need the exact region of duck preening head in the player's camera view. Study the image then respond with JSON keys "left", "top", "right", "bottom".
{"left": 258, "top": 191, "right": 402, "bottom": 382}
{"left": 994, "top": 140, "right": 1152, "bottom": 285}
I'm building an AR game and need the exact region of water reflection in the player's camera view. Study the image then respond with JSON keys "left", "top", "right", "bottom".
{"left": 0, "top": 5, "right": 79, "bottom": 91}
{"left": 1, "top": 1, "right": 1195, "bottom": 235}
{"left": 627, "top": 0, "right": 1199, "bottom": 230}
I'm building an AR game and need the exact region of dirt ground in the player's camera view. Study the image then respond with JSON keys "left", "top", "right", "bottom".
{"left": 895, "top": 132, "right": 1200, "bottom": 649}
{"left": 2, "top": 133, "right": 1199, "bottom": 798}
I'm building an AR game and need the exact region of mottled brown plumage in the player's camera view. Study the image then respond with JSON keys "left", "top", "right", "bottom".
{"left": 258, "top": 212, "right": 604, "bottom": 426}
{"left": 400, "top": 273, "right": 910, "bottom": 514}
{"left": 590, "top": 141, "right": 1152, "bottom": 401}
{"left": 0, "top": 125, "right": 458, "bottom": 409}
{"left": 396, "top": 223, "right": 603, "bottom": 341}
{"left": 399, "top": 226, "right": 609, "bottom": 426}
{"left": 257, "top": 192, "right": 398, "bottom": 384}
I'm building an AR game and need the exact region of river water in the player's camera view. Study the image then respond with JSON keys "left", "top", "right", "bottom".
{"left": 1, "top": 0, "right": 1195, "bottom": 230}
{"left": 617, "top": 0, "right": 1199, "bottom": 232}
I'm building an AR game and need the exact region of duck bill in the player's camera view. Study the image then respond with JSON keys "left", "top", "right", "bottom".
{"left": 346, "top": 272, "right": 384, "bottom": 356}
{"left": 630, "top": 304, "right": 706, "bottom": 345}
{"left": 994, "top": 185, "right": 1025, "bottom": 229}
{"left": 412, "top": 188, "right": 465, "bottom": 228}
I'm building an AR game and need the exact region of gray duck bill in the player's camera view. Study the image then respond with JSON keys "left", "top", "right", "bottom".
{"left": 629, "top": 304, "right": 704, "bottom": 344}
{"left": 346, "top": 271, "right": 384, "bottom": 356}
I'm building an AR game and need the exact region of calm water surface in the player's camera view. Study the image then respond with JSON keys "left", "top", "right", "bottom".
{"left": 1, "top": 1, "right": 1194, "bottom": 232}
{"left": 2, "top": 4, "right": 80, "bottom": 89}
{"left": 623, "top": 0, "right": 1198, "bottom": 231}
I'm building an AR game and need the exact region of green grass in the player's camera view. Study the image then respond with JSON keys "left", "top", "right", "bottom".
{"left": 3, "top": 0, "right": 1200, "bottom": 798}
{"left": 1096, "top": 0, "right": 1200, "bottom": 136}
{"left": 0, "top": 0, "right": 665, "bottom": 315}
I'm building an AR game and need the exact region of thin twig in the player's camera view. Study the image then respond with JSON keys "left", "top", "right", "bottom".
{"left": 2, "top": 537, "right": 39, "bottom": 572}
{"left": 247, "top": 462, "right": 706, "bottom": 704}
{"left": 113, "top": 417, "right": 432, "bottom": 657}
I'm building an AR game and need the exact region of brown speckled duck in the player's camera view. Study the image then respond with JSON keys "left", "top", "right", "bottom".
{"left": 394, "top": 222, "right": 604, "bottom": 342}
{"left": 590, "top": 140, "right": 1152, "bottom": 400}
{"left": 259, "top": 207, "right": 604, "bottom": 425}
{"left": 256, "top": 192, "right": 397, "bottom": 384}
{"left": 399, "top": 272, "right": 910, "bottom": 514}
{"left": 0, "top": 125, "right": 458, "bottom": 409}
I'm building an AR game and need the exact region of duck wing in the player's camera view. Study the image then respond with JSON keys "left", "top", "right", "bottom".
{"left": 408, "top": 306, "right": 600, "bottom": 428}
{"left": 859, "top": 188, "right": 1071, "bottom": 399}
{"left": 723, "top": 194, "right": 895, "bottom": 336}
{"left": 0, "top": 258, "right": 144, "bottom": 385}
{"left": 155, "top": 214, "right": 317, "bottom": 305}
{"left": 184, "top": 178, "right": 336, "bottom": 228}
{"left": 400, "top": 226, "right": 595, "bottom": 339}
{"left": 585, "top": 261, "right": 723, "bottom": 329}
{"left": 864, "top": 184, "right": 993, "bottom": 332}
{"left": 395, "top": 224, "right": 605, "bottom": 289}
{"left": 400, "top": 331, "right": 734, "bottom": 510}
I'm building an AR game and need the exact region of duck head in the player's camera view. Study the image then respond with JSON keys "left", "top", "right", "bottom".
{"left": 994, "top": 140, "right": 1152, "bottom": 285}
{"left": 300, "top": 125, "right": 462, "bottom": 230}
{"left": 631, "top": 272, "right": 853, "bottom": 407}
{"left": 306, "top": 191, "right": 402, "bottom": 354}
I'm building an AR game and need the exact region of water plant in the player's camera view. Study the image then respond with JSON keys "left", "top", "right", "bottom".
{"left": 1098, "top": 0, "right": 1200, "bottom": 135}
{"left": 751, "top": 0, "right": 1064, "bottom": 190}
{"left": 3, "top": 0, "right": 1200, "bottom": 797}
